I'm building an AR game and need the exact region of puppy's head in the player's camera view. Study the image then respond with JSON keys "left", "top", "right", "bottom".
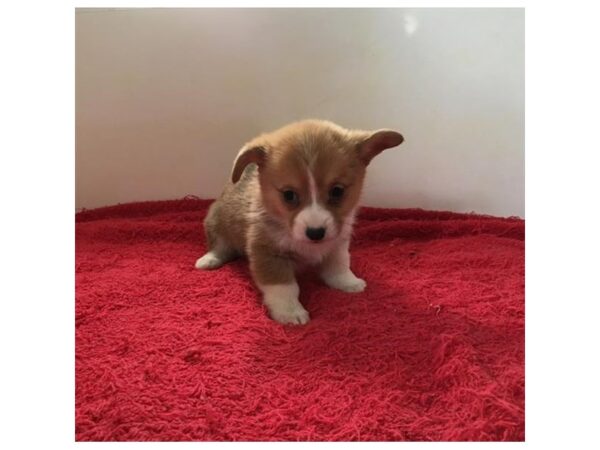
{"left": 231, "top": 120, "right": 404, "bottom": 245}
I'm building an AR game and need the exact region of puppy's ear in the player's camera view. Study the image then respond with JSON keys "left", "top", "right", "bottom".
{"left": 356, "top": 130, "right": 404, "bottom": 165}
{"left": 231, "top": 145, "right": 267, "bottom": 183}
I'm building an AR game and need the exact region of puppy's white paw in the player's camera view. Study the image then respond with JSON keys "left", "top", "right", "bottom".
{"left": 267, "top": 302, "right": 310, "bottom": 325}
{"left": 260, "top": 283, "right": 309, "bottom": 325}
{"left": 195, "top": 252, "right": 224, "bottom": 270}
{"left": 323, "top": 272, "right": 367, "bottom": 293}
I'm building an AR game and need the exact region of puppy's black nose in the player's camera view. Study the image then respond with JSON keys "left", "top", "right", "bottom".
{"left": 306, "top": 227, "right": 326, "bottom": 241}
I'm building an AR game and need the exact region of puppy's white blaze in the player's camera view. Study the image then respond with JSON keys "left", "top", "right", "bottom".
{"left": 292, "top": 168, "right": 336, "bottom": 241}
{"left": 307, "top": 167, "right": 318, "bottom": 204}
{"left": 294, "top": 203, "right": 334, "bottom": 234}
{"left": 260, "top": 282, "right": 309, "bottom": 325}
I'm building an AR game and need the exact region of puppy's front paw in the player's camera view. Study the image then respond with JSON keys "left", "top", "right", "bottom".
{"left": 260, "top": 283, "right": 309, "bottom": 325}
{"left": 323, "top": 272, "right": 367, "bottom": 293}
{"left": 267, "top": 302, "right": 310, "bottom": 325}
{"left": 195, "top": 252, "right": 224, "bottom": 270}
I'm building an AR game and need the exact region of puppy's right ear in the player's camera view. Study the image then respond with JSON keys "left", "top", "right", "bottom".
{"left": 231, "top": 145, "right": 267, "bottom": 183}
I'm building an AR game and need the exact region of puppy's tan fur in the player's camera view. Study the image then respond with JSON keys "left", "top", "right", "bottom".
{"left": 196, "top": 119, "right": 404, "bottom": 324}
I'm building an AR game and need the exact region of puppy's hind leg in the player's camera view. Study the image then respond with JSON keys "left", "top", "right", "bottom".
{"left": 196, "top": 205, "right": 238, "bottom": 270}
{"left": 195, "top": 237, "right": 237, "bottom": 270}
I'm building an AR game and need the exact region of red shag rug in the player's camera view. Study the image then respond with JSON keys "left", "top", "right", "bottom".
{"left": 75, "top": 198, "right": 524, "bottom": 441}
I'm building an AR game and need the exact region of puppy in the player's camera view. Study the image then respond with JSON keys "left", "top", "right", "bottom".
{"left": 195, "top": 119, "right": 404, "bottom": 324}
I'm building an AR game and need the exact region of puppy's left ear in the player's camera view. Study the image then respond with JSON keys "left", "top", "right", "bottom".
{"left": 231, "top": 145, "right": 267, "bottom": 183}
{"left": 357, "top": 130, "right": 404, "bottom": 165}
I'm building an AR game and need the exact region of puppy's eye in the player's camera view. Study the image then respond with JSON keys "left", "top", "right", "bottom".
{"left": 282, "top": 189, "right": 299, "bottom": 206}
{"left": 328, "top": 185, "right": 345, "bottom": 204}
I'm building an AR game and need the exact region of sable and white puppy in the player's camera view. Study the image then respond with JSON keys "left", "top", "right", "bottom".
{"left": 195, "top": 120, "right": 404, "bottom": 325}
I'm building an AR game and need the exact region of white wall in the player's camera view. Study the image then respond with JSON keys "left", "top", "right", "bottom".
{"left": 76, "top": 8, "right": 524, "bottom": 217}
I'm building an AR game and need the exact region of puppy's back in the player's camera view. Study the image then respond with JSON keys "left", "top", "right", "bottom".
{"left": 204, "top": 164, "right": 259, "bottom": 255}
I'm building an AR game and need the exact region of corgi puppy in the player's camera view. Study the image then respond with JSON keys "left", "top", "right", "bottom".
{"left": 195, "top": 120, "right": 404, "bottom": 324}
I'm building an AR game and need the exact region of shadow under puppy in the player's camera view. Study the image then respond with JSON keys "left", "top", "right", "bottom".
{"left": 196, "top": 120, "right": 404, "bottom": 324}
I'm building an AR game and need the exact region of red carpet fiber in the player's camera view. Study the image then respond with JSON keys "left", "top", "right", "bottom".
{"left": 75, "top": 198, "right": 524, "bottom": 441}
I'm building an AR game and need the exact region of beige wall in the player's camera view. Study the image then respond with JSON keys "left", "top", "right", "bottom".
{"left": 76, "top": 8, "right": 524, "bottom": 217}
